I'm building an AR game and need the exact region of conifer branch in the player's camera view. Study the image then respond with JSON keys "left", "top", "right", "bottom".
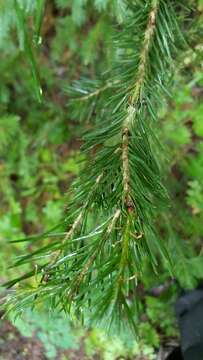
{"left": 4, "top": 0, "right": 189, "bottom": 332}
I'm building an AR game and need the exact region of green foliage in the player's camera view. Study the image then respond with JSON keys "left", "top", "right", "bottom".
{"left": 187, "top": 180, "right": 203, "bottom": 214}
{"left": 12, "top": 310, "right": 78, "bottom": 358}
{"left": 0, "top": 0, "right": 202, "bottom": 353}
{"left": 10, "top": 308, "right": 158, "bottom": 359}
{"left": 15, "top": 0, "right": 42, "bottom": 101}
{"left": 0, "top": 115, "right": 20, "bottom": 151}
{"left": 159, "top": 69, "right": 203, "bottom": 289}
{"left": 0, "top": 0, "right": 43, "bottom": 100}
{"left": 55, "top": 0, "right": 127, "bottom": 24}
{"left": 146, "top": 296, "right": 177, "bottom": 338}
{"left": 4, "top": 0, "right": 200, "bottom": 333}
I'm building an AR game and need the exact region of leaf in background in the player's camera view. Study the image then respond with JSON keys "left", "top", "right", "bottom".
{"left": 0, "top": 114, "right": 20, "bottom": 151}
{"left": 55, "top": 0, "right": 70, "bottom": 10}
{"left": 187, "top": 180, "right": 203, "bottom": 214}
{"left": 168, "top": 123, "right": 191, "bottom": 145}
{"left": 113, "top": 0, "right": 127, "bottom": 23}
{"left": 185, "top": 143, "right": 203, "bottom": 181}
{"left": 187, "top": 256, "right": 203, "bottom": 282}
{"left": 0, "top": 0, "right": 15, "bottom": 49}
{"left": 34, "top": 0, "right": 45, "bottom": 46}
{"left": 15, "top": 0, "right": 42, "bottom": 102}
{"left": 94, "top": 0, "right": 109, "bottom": 12}
{"left": 81, "top": 19, "right": 111, "bottom": 65}
{"left": 193, "top": 103, "right": 203, "bottom": 137}
{"left": 198, "top": 0, "right": 203, "bottom": 11}
{"left": 42, "top": 200, "right": 63, "bottom": 226}
{"left": 175, "top": 258, "right": 196, "bottom": 289}
{"left": 17, "top": 0, "right": 35, "bottom": 13}
{"left": 71, "top": 0, "right": 88, "bottom": 26}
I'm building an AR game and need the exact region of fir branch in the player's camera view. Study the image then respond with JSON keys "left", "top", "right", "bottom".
{"left": 4, "top": 0, "right": 190, "bottom": 332}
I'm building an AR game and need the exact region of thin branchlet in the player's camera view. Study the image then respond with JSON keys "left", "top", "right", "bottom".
{"left": 69, "top": 209, "right": 121, "bottom": 299}
{"left": 73, "top": 80, "right": 120, "bottom": 102}
{"left": 45, "top": 172, "right": 103, "bottom": 269}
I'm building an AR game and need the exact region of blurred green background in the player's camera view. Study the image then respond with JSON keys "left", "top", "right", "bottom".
{"left": 0, "top": 1, "right": 203, "bottom": 359}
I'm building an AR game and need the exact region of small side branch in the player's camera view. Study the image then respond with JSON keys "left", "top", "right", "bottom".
{"left": 44, "top": 173, "right": 103, "bottom": 271}
{"left": 64, "top": 173, "right": 103, "bottom": 243}
{"left": 64, "top": 172, "right": 103, "bottom": 243}
{"left": 69, "top": 209, "right": 121, "bottom": 298}
{"left": 74, "top": 80, "right": 120, "bottom": 102}
{"left": 107, "top": 209, "right": 121, "bottom": 234}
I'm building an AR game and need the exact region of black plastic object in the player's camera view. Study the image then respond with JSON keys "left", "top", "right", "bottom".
{"left": 175, "top": 288, "right": 203, "bottom": 360}
{"left": 166, "top": 347, "right": 183, "bottom": 360}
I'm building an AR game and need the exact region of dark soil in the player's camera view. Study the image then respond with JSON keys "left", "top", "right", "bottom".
{"left": 0, "top": 320, "right": 47, "bottom": 360}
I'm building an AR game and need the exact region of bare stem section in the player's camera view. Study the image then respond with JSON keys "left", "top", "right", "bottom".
{"left": 122, "top": 105, "right": 136, "bottom": 209}
{"left": 122, "top": 127, "right": 130, "bottom": 205}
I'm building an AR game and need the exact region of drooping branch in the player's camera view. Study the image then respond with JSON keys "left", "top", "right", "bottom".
{"left": 4, "top": 0, "right": 189, "bottom": 331}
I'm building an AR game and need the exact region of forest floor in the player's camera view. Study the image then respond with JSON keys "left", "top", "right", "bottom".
{"left": 0, "top": 316, "right": 177, "bottom": 360}
{"left": 0, "top": 318, "right": 88, "bottom": 360}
